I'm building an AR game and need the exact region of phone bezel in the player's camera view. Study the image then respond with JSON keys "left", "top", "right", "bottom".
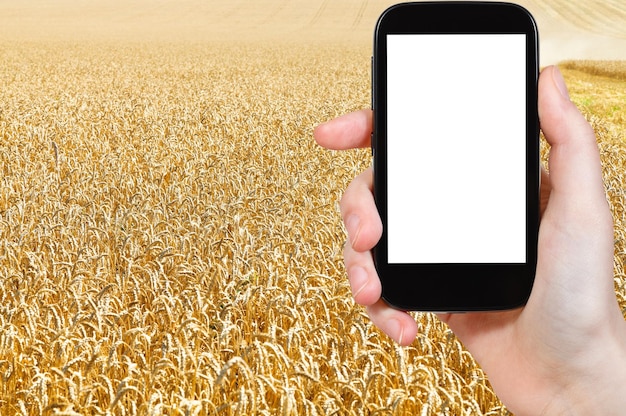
{"left": 372, "top": 2, "right": 540, "bottom": 311}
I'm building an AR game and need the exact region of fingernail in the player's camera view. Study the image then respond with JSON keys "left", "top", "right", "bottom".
{"left": 349, "top": 266, "right": 368, "bottom": 298}
{"left": 387, "top": 319, "right": 404, "bottom": 345}
{"left": 552, "top": 66, "right": 570, "bottom": 100}
{"left": 345, "top": 214, "right": 361, "bottom": 247}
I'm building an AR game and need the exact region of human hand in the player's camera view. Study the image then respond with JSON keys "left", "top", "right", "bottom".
{"left": 314, "top": 66, "right": 626, "bottom": 415}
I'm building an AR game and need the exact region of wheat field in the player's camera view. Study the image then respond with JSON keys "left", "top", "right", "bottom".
{"left": 1, "top": 39, "right": 625, "bottom": 416}
{"left": 0, "top": 1, "right": 625, "bottom": 415}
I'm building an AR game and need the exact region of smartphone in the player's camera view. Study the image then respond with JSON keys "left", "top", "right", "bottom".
{"left": 372, "top": 2, "right": 539, "bottom": 311}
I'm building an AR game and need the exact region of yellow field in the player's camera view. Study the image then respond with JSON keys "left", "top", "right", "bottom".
{"left": 0, "top": 41, "right": 494, "bottom": 415}
{"left": 0, "top": 38, "right": 624, "bottom": 416}
{"left": 0, "top": 1, "right": 625, "bottom": 415}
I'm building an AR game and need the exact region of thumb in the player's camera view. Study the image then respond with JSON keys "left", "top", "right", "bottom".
{"left": 538, "top": 65, "right": 609, "bottom": 218}
{"left": 533, "top": 66, "right": 616, "bottom": 334}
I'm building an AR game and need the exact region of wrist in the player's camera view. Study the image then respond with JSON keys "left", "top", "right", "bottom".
{"left": 541, "top": 321, "right": 626, "bottom": 415}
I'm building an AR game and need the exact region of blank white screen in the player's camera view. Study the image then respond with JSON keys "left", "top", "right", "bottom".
{"left": 386, "top": 34, "right": 526, "bottom": 263}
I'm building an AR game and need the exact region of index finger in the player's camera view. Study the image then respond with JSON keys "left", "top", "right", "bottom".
{"left": 313, "top": 109, "right": 372, "bottom": 150}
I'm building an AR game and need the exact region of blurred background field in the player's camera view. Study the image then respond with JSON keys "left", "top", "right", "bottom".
{"left": 0, "top": 1, "right": 625, "bottom": 414}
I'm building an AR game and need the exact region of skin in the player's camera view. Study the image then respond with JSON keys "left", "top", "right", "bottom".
{"left": 314, "top": 66, "right": 626, "bottom": 415}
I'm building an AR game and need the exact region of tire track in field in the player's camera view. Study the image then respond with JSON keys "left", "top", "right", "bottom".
{"left": 534, "top": 0, "right": 626, "bottom": 39}
{"left": 219, "top": 0, "right": 247, "bottom": 21}
{"left": 558, "top": 0, "right": 626, "bottom": 38}
{"left": 309, "top": 0, "right": 330, "bottom": 27}
{"left": 586, "top": 0, "right": 626, "bottom": 38}
{"left": 259, "top": 0, "right": 289, "bottom": 26}
{"left": 352, "top": 0, "right": 369, "bottom": 28}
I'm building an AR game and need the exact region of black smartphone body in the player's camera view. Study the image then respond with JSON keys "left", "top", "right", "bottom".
{"left": 372, "top": 2, "right": 539, "bottom": 312}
